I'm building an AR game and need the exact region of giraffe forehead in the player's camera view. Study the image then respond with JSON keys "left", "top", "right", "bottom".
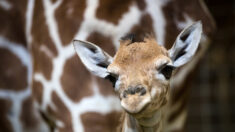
{"left": 113, "top": 39, "right": 168, "bottom": 68}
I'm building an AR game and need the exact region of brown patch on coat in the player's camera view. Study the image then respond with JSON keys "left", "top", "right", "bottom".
{"left": 61, "top": 55, "right": 93, "bottom": 102}
{"left": 0, "top": 48, "right": 27, "bottom": 91}
{"left": 136, "top": 0, "right": 146, "bottom": 10}
{"left": 0, "top": 0, "right": 27, "bottom": 45}
{"left": 0, "top": 99, "right": 13, "bottom": 132}
{"left": 86, "top": 32, "right": 116, "bottom": 56}
{"left": 31, "top": 44, "right": 54, "bottom": 80}
{"left": 81, "top": 111, "right": 121, "bottom": 132}
{"left": 51, "top": 0, "right": 58, "bottom": 3}
{"left": 95, "top": 77, "right": 115, "bottom": 96}
{"left": 50, "top": 91, "right": 73, "bottom": 132}
{"left": 31, "top": 0, "right": 58, "bottom": 56}
{"left": 96, "top": 0, "right": 146, "bottom": 25}
{"left": 96, "top": 0, "right": 133, "bottom": 25}
{"left": 129, "top": 14, "right": 156, "bottom": 42}
{"left": 32, "top": 80, "right": 43, "bottom": 105}
{"left": 20, "top": 97, "right": 39, "bottom": 129}
{"left": 55, "top": 0, "right": 86, "bottom": 45}
{"left": 162, "top": 0, "right": 216, "bottom": 49}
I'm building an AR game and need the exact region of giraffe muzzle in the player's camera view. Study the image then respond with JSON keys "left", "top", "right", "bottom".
{"left": 120, "top": 85, "right": 151, "bottom": 114}
{"left": 123, "top": 86, "right": 146, "bottom": 98}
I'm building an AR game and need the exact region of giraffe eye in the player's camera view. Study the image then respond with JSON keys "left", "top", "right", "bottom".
{"left": 159, "top": 65, "right": 175, "bottom": 80}
{"left": 105, "top": 73, "right": 118, "bottom": 87}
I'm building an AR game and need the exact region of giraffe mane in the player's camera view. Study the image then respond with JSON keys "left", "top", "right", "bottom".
{"left": 120, "top": 33, "right": 155, "bottom": 46}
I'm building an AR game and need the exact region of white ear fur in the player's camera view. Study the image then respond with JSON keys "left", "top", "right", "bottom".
{"left": 73, "top": 40, "right": 113, "bottom": 78}
{"left": 168, "top": 21, "right": 202, "bottom": 67}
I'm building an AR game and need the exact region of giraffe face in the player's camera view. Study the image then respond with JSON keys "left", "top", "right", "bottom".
{"left": 74, "top": 22, "right": 202, "bottom": 117}
{"left": 106, "top": 38, "right": 173, "bottom": 115}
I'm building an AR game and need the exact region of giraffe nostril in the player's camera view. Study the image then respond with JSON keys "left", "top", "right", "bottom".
{"left": 139, "top": 88, "right": 146, "bottom": 96}
{"left": 135, "top": 87, "right": 141, "bottom": 93}
{"left": 135, "top": 86, "right": 146, "bottom": 96}
{"left": 123, "top": 91, "right": 128, "bottom": 98}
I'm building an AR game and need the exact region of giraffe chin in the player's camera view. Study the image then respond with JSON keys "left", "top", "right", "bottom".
{"left": 120, "top": 94, "right": 151, "bottom": 114}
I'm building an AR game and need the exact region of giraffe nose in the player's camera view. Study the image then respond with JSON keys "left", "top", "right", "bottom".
{"left": 123, "top": 85, "right": 146, "bottom": 98}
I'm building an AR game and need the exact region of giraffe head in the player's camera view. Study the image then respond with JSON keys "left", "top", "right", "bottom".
{"left": 74, "top": 22, "right": 202, "bottom": 118}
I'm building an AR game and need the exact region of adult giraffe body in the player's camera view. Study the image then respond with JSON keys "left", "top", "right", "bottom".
{"left": 0, "top": 0, "right": 215, "bottom": 132}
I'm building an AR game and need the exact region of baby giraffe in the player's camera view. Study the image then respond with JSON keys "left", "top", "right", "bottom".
{"left": 73, "top": 22, "right": 202, "bottom": 132}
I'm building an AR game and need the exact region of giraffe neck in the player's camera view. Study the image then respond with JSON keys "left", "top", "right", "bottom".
{"left": 122, "top": 109, "right": 163, "bottom": 132}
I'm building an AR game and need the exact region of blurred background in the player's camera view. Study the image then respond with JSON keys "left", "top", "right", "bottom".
{"left": 185, "top": 0, "right": 235, "bottom": 132}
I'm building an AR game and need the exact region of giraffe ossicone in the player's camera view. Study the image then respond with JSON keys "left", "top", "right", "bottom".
{"left": 73, "top": 22, "right": 202, "bottom": 131}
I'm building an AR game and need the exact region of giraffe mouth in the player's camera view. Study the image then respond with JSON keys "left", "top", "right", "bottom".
{"left": 120, "top": 94, "right": 151, "bottom": 114}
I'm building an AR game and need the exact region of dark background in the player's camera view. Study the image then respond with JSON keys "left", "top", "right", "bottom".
{"left": 185, "top": 0, "right": 235, "bottom": 132}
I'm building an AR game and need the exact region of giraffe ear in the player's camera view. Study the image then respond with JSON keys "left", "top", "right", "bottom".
{"left": 73, "top": 40, "right": 113, "bottom": 78}
{"left": 168, "top": 21, "right": 202, "bottom": 67}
